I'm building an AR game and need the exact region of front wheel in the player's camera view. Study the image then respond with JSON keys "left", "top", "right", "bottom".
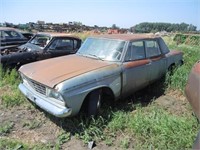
{"left": 87, "top": 90, "right": 102, "bottom": 116}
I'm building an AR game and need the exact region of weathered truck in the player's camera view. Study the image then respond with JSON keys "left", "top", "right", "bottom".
{"left": 1, "top": 32, "right": 81, "bottom": 68}
{"left": 18, "top": 34, "right": 183, "bottom": 117}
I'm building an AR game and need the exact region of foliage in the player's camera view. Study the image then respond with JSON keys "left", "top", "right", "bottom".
{"left": 23, "top": 120, "right": 41, "bottom": 129}
{"left": 132, "top": 22, "right": 197, "bottom": 33}
{"left": 174, "top": 34, "right": 200, "bottom": 46}
{"left": 0, "top": 122, "right": 14, "bottom": 135}
{"left": 0, "top": 138, "right": 51, "bottom": 150}
{"left": 78, "top": 116, "right": 107, "bottom": 143}
{"left": 128, "top": 106, "right": 199, "bottom": 149}
{"left": 0, "top": 67, "right": 26, "bottom": 107}
{"left": 164, "top": 36, "right": 200, "bottom": 91}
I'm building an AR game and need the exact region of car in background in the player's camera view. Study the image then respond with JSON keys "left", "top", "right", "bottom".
{"left": 0, "top": 27, "right": 28, "bottom": 52}
{"left": 185, "top": 60, "right": 200, "bottom": 149}
{"left": 18, "top": 34, "right": 183, "bottom": 117}
{"left": 1, "top": 32, "right": 82, "bottom": 68}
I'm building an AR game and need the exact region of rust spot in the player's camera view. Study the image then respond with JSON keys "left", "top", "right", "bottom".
{"left": 150, "top": 55, "right": 165, "bottom": 61}
{"left": 124, "top": 59, "right": 150, "bottom": 69}
{"left": 168, "top": 50, "right": 183, "bottom": 56}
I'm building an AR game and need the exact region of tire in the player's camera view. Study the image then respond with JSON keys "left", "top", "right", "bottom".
{"left": 87, "top": 90, "right": 102, "bottom": 116}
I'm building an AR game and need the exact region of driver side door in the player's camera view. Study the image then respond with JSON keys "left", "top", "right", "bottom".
{"left": 122, "top": 40, "right": 151, "bottom": 97}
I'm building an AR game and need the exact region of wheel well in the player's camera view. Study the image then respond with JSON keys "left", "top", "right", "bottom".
{"left": 80, "top": 87, "right": 115, "bottom": 113}
{"left": 179, "top": 60, "right": 184, "bottom": 66}
{"left": 168, "top": 63, "right": 175, "bottom": 71}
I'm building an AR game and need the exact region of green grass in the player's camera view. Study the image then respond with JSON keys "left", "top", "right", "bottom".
{"left": 0, "top": 67, "right": 26, "bottom": 107}
{"left": 128, "top": 106, "right": 198, "bottom": 149}
{"left": 0, "top": 138, "right": 52, "bottom": 150}
{"left": 0, "top": 122, "right": 14, "bottom": 136}
{"left": 164, "top": 36, "right": 200, "bottom": 91}
{"left": 22, "top": 120, "right": 41, "bottom": 129}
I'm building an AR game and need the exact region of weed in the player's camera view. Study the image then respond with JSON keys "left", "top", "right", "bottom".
{"left": 0, "top": 138, "right": 52, "bottom": 150}
{"left": 78, "top": 116, "right": 106, "bottom": 143}
{"left": 22, "top": 120, "right": 41, "bottom": 129}
{"left": 107, "top": 111, "right": 129, "bottom": 132}
{"left": 56, "top": 131, "right": 71, "bottom": 147}
{"left": 105, "top": 137, "right": 113, "bottom": 146}
{"left": 0, "top": 68, "right": 20, "bottom": 87}
{"left": 1, "top": 89, "right": 26, "bottom": 107}
{"left": 164, "top": 36, "right": 200, "bottom": 91}
{"left": 128, "top": 106, "right": 199, "bottom": 149}
{"left": 0, "top": 122, "right": 14, "bottom": 135}
{"left": 120, "top": 137, "right": 130, "bottom": 149}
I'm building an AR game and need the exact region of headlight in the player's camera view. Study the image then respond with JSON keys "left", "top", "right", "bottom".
{"left": 20, "top": 73, "right": 28, "bottom": 85}
{"left": 46, "top": 88, "right": 64, "bottom": 102}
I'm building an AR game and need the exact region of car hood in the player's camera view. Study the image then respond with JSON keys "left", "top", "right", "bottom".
{"left": 18, "top": 43, "right": 43, "bottom": 51}
{"left": 19, "top": 55, "right": 113, "bottom": 88}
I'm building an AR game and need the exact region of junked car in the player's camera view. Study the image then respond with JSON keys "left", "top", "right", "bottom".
{"left": 18, "top": 34, "right": 183, "bottom": 117}
{"left": 0, "top": 27, "right": 28, "bottom": 52}
{"left": 185, "top": 61, "right": 200, "bottom": 149}
{"left": 1, "top": 32, "right": 81, "bottom": 68}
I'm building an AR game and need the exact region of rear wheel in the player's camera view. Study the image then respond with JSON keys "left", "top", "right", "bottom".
{"left": 87, "top": 90, "right": 102, "bottom": 116}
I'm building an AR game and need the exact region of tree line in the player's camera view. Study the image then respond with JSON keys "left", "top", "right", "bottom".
{"left": 131, "top": 22, "right": 197, "bottom": 33}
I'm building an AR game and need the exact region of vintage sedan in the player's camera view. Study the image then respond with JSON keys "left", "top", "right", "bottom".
{"left": 18, "top": 34, "right": 183, "bottom": 117}
{"left": 1, "top": 32, "right": 81, "bottom": 68}
{"left": 185, "top": 61, "right": 200, "bottom": 149}
{"left": 0, "top": 27, "right": 28, "bottom": 51}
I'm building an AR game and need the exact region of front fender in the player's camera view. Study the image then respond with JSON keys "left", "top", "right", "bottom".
{"left": 57, "top": 64, "right": 122, "bottom": 116}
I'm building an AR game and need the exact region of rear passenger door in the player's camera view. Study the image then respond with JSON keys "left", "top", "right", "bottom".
{"left": 145, "top": 40, "right": 167, "bottom": 82}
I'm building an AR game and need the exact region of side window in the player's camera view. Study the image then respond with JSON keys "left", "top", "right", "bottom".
{"left": 145, "top": 40, "right": 161, "bottom": 58}
{"left": 4, "top": 31, "right": 21, "bottom": 39}
{"left": 125, "top": 41, "right": 145, "bottom": 61}
{"left": 49, "top": 39, "right": 74, "bottom": 51}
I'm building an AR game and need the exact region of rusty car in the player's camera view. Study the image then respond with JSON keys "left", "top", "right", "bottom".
{"left": 1, "top": 32, "right": 81, "bottom": 68}
{"left": 185, "top": 61, "right": 200, "bottom": 149}
{"left": 0, "top": 27, "right": 28, "bottom": 52}
{"left": 18, "top": 34, "right": 183, "bottom": 117}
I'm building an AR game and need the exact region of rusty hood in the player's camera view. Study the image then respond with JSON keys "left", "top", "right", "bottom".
{"left": 185, "top": 61, "right": 200, "bottom": 120}
{"left": 19, "top": 55, "right": 113, "bottom": 88}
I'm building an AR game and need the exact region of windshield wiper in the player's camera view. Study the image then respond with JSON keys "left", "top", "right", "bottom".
{"left": 87, "top": 54, "right": 104, "bottom": 61}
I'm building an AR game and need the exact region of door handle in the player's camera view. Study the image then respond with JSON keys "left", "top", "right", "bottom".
{"left": 146, "top": 60, "right": 152, "bottom": 65}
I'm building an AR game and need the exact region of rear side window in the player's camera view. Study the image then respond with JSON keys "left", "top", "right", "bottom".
{"left": 125, "top": 41, "right": 145, "bottom": 61}
{"left": 145, "top": 40, "right": 161, "bottom": 57}
{"left": 4, "top": 30, "right": 21, "bottom": 39}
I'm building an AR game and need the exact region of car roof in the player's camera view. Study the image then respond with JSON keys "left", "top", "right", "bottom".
{"left": 37, "top": 32, "right": 81, "bottom": 39}
{"left": 92, "top": 34, "right": 159, "bottom": 41}
{"left": 0, "top": 27, "right": 20, "bottom": 31}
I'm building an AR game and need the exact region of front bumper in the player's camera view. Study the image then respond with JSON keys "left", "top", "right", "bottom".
{"left": 18, "top": 83, "right": 72, "bottom": 117}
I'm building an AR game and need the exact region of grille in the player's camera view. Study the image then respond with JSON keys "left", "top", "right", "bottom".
{"left": 24, "top": 76, "right": 46, "bottom": 95}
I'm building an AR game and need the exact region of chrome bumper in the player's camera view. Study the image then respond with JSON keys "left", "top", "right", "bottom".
{"left": 18, "top": 83, "right": 72, "bottom": 117}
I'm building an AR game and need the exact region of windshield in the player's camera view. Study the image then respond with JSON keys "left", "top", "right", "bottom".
{"left": 29, "top": 34, "right": 51, "bottom": 48}
{"left": 77, "top": 37, "right": 126, "bottom": 61}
